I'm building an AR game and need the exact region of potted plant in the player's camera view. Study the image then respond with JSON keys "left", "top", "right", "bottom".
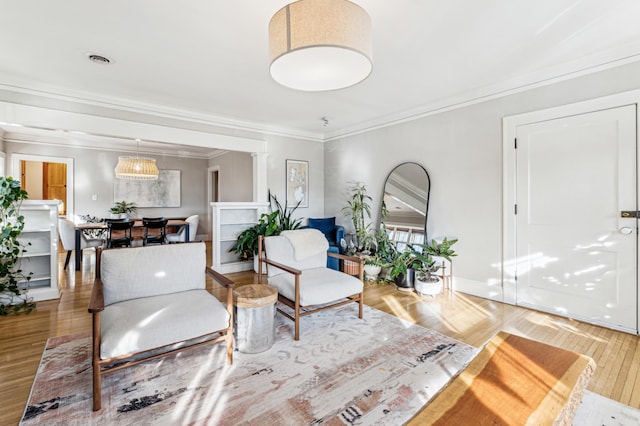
{"left": 230, "top": 210, "right": 279, "bottom": 261}
{"left": 390, "top": 246, "right": 431, "bottom": 292}
{"left": 363, "top": 256, "right": 383, "bottom": 282}
{"left": 229, "top": 191, "right": 303, "bottom": 272}
{"left": 110, "top": 200, "right": 138, "bottom": 219}
{"left": 0, "top": 176, "right": 35, "bottom": 315}
{"left": 423, "top": 237, "right": 458, "bottom": 281}
{"left": 414, "top": 256, "right": 441, "bottom": 296}
{"left": 341, "top": 183, "right": 375, "bottom": 254}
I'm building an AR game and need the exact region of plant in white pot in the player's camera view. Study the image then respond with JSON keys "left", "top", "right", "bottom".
{"left": 363, "top": 256, "right": 383, "bottom": 282}
{"left": 423, "top": 237, "right": 458, "bottom": 283}
{"left": 109, "top": 200, "right": 138, "bottom": 219}
{"left": 414, "top": 256, "right": 441, "bottom": 296}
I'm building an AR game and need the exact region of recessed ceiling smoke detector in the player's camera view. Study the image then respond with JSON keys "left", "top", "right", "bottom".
{"left": 87, "top": 53, "right": 111, "bottom": 64}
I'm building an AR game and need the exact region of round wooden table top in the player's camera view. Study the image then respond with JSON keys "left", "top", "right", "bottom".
{"left": 234, "top": 284, "right": 278, "bottom": 308}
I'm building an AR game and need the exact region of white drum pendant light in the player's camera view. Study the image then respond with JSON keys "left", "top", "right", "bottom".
{"left": 269, "top": 0, "right": 373, "bottom": 91}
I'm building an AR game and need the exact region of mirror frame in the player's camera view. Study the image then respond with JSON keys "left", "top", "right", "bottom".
{"left": 379, "top": 161, "right": 431, "bottom": 243}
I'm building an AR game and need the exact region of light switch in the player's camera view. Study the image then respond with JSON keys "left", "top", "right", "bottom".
{"left": 91, "top": 195, "right": 98, "bottom": 201}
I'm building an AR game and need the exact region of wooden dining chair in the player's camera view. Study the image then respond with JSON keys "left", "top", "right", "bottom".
{"left": 142, "top": 217, "right": 168, "bottom": 246}
{"left": 106, "top": 219, "right": 134, "bottom": 248}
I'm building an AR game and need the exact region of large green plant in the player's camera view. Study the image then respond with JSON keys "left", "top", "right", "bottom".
{"left": 269, "top": 191, "right": 303, "bottom": 231}
{"left": 389, "top": 246, "right": 434, "bottom": 281}
{"left": 229, "top": 191, "right": 304, "bottom": 259}
{"left": 0, "top": 176, "right": 35, "bottom": 315}
{"left": 230, "top": 211, "right": 279, "bottom": 259}
{"left": 342, "top": 183, "right": 376, "bottom": 253}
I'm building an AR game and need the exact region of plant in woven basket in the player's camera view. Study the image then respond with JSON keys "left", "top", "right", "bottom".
{"left": 0, "top": 176, "right": 35, "bottom": 315}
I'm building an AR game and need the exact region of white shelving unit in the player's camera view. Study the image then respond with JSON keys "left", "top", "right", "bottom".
{"left": 211, "top": 202, "right": 269, "bottom": 273}
{"left": 18, "top": 200, "right": 60, "bottom": 301}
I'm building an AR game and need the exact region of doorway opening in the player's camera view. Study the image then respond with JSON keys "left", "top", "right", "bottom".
{"left": 11, "top": 154, "right": 74, "bottom": 218}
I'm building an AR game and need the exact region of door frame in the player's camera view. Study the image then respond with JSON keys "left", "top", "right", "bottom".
{"left": 207, "top": 165, "right": 220, "bottom": 241}
{"left": 11, "top": 153, "right": 74, "bottom": 218}
{"left": 503, "top": 89, "right": 640, "bottom": 310}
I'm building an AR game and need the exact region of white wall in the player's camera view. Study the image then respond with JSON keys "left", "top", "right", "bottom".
{"left": 324, "top": 61, "right": 640, "bottom": 301}
{"left": 208, "top": 151, "right": 253, "bottom": 202}
{"left": 264, "top": 135, "right": 325, "bottom": 224}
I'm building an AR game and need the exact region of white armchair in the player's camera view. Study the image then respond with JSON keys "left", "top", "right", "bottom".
{"left": 165, "top": 214, "right": 199, "bottom": 243}
{"left": 88, "top": 242, "right": 234, "bottom": 411}
{"left": 258, "top": 229, "right": 364, "bottom": 340}
{"left": 58, "top": 218, "right": 104, "bottom": 270}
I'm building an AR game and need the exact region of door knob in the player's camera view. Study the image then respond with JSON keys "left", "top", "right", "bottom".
{"left": 619, "top": 226, "right": 633, "bottom": 235}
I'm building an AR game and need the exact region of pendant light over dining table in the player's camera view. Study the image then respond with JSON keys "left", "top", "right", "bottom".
{"left": 114, "top": 139, "right": 159, "bottom": 180}
{"left": 268, "top": 0, "right": 373, "bottom": 91}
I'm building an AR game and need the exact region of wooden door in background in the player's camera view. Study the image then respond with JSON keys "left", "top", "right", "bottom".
{"left": 43, "top": 162, "right": 67, "bottom": 214}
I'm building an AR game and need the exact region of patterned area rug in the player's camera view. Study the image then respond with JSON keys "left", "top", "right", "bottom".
{"left": 573, "top": 391, "right": 640, "bottom": 426}
{"left": 21, "top": 305, "right": 477, "bottom": 425}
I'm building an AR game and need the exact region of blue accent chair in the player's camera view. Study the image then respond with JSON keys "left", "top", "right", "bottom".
{"left": 307, "top": 217, "right": 344, "bottom": 270}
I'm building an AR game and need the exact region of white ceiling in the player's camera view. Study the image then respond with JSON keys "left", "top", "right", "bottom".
{"left": 1, "top": 0, "right": 639, "bottom": 148}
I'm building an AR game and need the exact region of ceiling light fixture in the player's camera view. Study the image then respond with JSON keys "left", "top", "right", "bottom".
{"left": 87, "top": 53, "right": 111, "bottom": 65}
{"left": 268, "top": 0, "right": 372, "bottom": 91}
{"left": 114, "top": 139, "right": 159, "bottom": 180}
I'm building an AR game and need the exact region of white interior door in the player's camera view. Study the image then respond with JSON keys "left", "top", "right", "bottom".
{"left": 515, "top": 105, "right": 637, "bottom": 332}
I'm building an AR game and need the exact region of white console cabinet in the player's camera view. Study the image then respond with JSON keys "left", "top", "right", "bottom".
{"left": 18, "top": 200, "right": 60, "bottom": 301}
{"left": 211, "top": 202, "right": 269, "bottom": 273}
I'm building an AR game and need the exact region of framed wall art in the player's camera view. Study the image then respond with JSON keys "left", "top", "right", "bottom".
{"left": 286, "top": 159, "right": 308, "bottom": 208}
{"left": 114, "top": 169, "right": 181, "bottom": 207}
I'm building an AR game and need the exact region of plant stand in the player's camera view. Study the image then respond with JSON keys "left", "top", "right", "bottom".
{"left": 433, "top": 256, "right": 453, "bottom": 289}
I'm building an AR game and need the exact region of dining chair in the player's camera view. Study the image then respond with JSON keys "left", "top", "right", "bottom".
{"left": 142, "top": 217, "right": 168, "bottom": 246}
{"left": 106, "top": 219, "right": 134, "bottom": 248}
{"left": 58, "top": 218, "right": 104, "bottom": 270}
{"left": 165, "top": 214, "right": 199, "bottom": 243}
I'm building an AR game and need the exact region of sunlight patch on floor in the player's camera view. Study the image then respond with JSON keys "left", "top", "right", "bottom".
{"left": 382, "top": 295, "right": 416, "bottom": 326}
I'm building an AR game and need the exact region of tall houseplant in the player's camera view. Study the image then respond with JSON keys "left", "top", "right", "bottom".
{"left": 342, "top": 183, "right": 376, "bottom": 253}
{"left": 0, "top": 177, "right": 35, "bottom": 315}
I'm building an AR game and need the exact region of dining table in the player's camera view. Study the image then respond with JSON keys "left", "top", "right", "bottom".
{"left": 73, "top": 219, "right": 190, "bottom": 271}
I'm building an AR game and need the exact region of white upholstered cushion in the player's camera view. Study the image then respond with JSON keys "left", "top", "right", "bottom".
{"left": 280, "top": 229, "right": 329, "bottom": 260}
{"left": 101, "top": 242, "right": 206, "bottom": 306}
{"left": 268, "top": 267, "right": 363, "bottom": 306}
{"left": 100, "top": 289, "right": 230, "bottom": 359}
{"left": 264, "top": 235, "right": 326, "bottom": 278}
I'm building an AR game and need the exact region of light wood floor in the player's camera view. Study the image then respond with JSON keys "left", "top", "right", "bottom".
{"left": 2, "top": 245, "right": 640, "bottom": 425}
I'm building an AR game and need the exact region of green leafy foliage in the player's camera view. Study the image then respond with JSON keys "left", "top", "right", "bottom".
{"left": 229, "top": 190, "right": 304, "bottom": 259}
{"left": 422, "top": 237, "right": 458, "bottom": 261}
{"left": 342, "top": 183, "right": 376, "bottom": 253}
{"left": 110, "top": 200, "right": 138, "bottom": 215}
{"left": 0, "top": 176, "right": 35, "bottom": 316}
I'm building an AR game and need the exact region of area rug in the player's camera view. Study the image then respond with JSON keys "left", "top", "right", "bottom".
{"left": 573, "top": 391, "right": 640, "bottom": 426}
{"left": 20, "top": 304, "right": 477, "bottom": 425}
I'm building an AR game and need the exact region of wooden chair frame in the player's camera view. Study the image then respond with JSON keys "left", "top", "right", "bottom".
{"left": 88, "top": 248, "right": 234, "bottom": 411}
{"left": 257, "top": 235, "right": 364, "bottom": 340}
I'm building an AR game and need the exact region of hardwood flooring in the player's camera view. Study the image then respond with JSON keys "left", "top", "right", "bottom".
{"left": 1, "top": 245, "right": 639, "bottom": 425}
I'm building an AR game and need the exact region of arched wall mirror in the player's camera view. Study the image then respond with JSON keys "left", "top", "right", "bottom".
{"left": 380, "top": 162, "right": 430, "bottom": 252}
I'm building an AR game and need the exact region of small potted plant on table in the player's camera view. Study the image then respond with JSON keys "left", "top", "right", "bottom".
{"left": 110, "top": 200, "right": 137, "bottom": 219}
